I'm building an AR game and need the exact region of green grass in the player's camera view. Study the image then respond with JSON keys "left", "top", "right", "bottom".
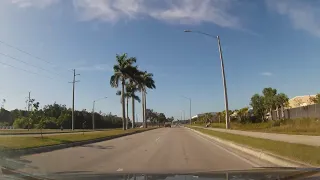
{"left": 195, "top": 118, "right": 320, "bottom": 136}
{"left": 0, "top": 129, "right": 115, "bottom": 134}
{"left": 0, "top": 128, "right": 155, "bottom": 150}
{"left": 189, "top": 126, "right": 320, "bottom": 166}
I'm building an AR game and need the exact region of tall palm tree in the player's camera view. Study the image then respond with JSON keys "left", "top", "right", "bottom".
{"left": 126, "top": 81, "right": 141, "bottom": 128}
{"left": 136, "top": 71, "right": 156, "bottom": 128}
{"left": 275, "top": 93, "right": 289, "bottom": 119}
{"left": 116, "top": 90, "right": 130, "bottom": 129}
{"left": 110, "top": 53, "right": 138, "bottom": 130}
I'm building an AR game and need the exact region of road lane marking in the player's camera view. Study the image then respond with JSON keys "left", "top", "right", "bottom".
{"left": 155, "top": 137, "right": 161, "bottom": 142}
{"left": 191, "top": 130, "right": 259, "bottom": 167}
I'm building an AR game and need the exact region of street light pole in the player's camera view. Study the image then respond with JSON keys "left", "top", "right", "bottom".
{"left": 92, "top": 97, "right": 107, "bottom": 130}
{"left": 182, "top": 96, "right": 192, "bottom": 125}
{"left": 217, "top": 36, "right": 230, "bottom": 129}
{"left": 184, "top": 30, "right": 230, "bottom": 129}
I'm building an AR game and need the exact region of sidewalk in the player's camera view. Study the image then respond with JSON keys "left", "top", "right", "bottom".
{"left": 195, "top": 126, "right": 320, "bottom": 147}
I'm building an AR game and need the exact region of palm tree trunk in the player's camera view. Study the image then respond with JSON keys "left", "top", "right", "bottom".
{"left": 144, "top": 90, "right": 147, "bottom": 128}
{"left": 126, "top": 96, "right": 129, "bottom": 129}
{"left": 141, "top": 91, "right": 145, "bottom": 128}
{"left": 121, "top": 79, "right": 126, "bottom": 130}
{"left": 132, "top": 95, "right": 135, "bottom": 128}
{"left": 142, "top": 90, "right": 146, "bottom": 128}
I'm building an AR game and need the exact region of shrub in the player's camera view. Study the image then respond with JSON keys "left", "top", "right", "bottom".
{"left": 13, "top": 117, "right": 29, "bottom": 129}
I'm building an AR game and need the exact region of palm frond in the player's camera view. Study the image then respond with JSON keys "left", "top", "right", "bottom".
{"left": 126, "top": 57, "right": 137, "bottom": 64}
{"left": 110, "top": 75, "right": 120, "bottom": 88}
{"left": 133, "top": 94, "right": 141, "bottom": 103}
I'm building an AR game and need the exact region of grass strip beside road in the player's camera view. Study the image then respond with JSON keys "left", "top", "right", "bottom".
{"left": 195, "top": 118, "right": 320, "bottom": 136}
{"left": 0, "top": 129, "right": 118, "bottom": 135}
{"left": 189, "top": 126, "right": 320, "bottom": 166}
{"left": 0, "top": 128, "right": 155, "bottom": 150}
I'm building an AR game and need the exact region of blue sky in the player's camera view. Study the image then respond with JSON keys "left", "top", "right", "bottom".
{"left": 1, "top": 0, "right": 320, "bottom": 120}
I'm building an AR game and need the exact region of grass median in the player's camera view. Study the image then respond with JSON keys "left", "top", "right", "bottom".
{"left": 189, "top": 126, "right": 320, "bottom": 166}
{"left": 0, "top": 129, "right": 117, "bottom": 135}
{"left": 195, "top": 118, "right": 320, "bottom": 136}
{"left": 0, "top": 128, "right": 156, "bottom": 150}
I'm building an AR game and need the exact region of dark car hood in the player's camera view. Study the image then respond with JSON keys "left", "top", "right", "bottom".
{"left": 2, "top": 167, "right": 320, "bottom": 180}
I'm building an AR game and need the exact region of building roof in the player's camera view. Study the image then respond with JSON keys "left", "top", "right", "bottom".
{"left": 289, "top": 95, "right": 316, "bottom": 108}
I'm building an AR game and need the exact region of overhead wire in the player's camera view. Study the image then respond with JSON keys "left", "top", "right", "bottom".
{"left": 0, "top": 52, "right": 63, "bottom": 77}
{"left": 0, "top": 40, "right": 73, "bottom": 72}
{"left": 0, "top": 61, "right": 53, "bottom": 79}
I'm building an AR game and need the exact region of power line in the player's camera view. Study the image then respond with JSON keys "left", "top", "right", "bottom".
{"left": 0, "top": 40, "right": 73, "bottom": 72}
{"left": 0, "top": 52, "right": 63, "bottom": 77}
{"left": 0, "top": 61, "right": 53, "bottom": 79}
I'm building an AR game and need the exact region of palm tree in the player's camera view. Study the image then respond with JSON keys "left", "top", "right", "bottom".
{"left": 136, "top": 71, "right": 156, "bottom": 128}
{"left": 116, "top": 90, "right": 130, "bottom": 129}
{"left": 275, "top": 93, "right": 289, "bottom": 119}
{"left": 110, "top": 53, "right": 138, "bottom": 130}
{"left": 238, "top": 107, "right": 249, "bottom": 123}
{"left": 126, "top": 81, "right": 141, "bottom": 128}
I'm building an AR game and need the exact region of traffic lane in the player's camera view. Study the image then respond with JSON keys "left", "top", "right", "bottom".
{"left": 15, "top": 128, "right": 167, "bottom": 176}
{"left": 104, "top": 127, "right": 272, "bottom": 174}
{"left": 16, "top": 127, "right": 273, "bottom": 176}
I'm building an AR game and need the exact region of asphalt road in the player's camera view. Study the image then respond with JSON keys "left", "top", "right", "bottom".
{"left": 10, "top": 127, "right": 275, "bottom": 178}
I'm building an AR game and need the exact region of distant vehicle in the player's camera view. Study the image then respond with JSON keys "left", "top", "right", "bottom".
{"left": 164, "top": 122, "right": 171, "bottom": 128}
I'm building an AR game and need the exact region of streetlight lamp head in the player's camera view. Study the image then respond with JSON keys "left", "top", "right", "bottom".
{"left": 184, "top": 30, "right": 192, "bottom": 32}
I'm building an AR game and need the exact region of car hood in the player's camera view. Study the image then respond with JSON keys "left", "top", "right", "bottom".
{"left": 2, "top": 167, "right": 320, "bottom": 180}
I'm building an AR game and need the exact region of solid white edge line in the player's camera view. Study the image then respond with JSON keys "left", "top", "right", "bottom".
{"left": 189, "top": 129, "right": 259, "bottom": 167}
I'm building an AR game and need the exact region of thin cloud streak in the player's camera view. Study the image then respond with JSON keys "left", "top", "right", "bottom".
{"left": 10, "top": 0, "right": 243, "bottom": 29}
{"left": 260, "top": 72, "right": 273, "bottom": 76}
{"left": 266, "top": 0, "right": 320, "bottom": 37}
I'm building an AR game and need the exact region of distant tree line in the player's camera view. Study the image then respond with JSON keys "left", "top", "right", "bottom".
{"left": 0, "top": 101, "right": 123, "bottom": 130}
{"left": 145, "top": 109, "right": 174, "bottom": 126}
{"left": 193, "top": 87, "right": 290, "bottom": 124}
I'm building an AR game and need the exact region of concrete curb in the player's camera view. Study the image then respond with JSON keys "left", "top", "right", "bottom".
{"left": 186, "top": 127, "right": 313, "bottom": 168}
{"left": 1, "top": 128, "right": 156, "bottom": 158}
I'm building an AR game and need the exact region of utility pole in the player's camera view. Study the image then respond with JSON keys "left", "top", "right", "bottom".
{"left": 26, "top": 92, "right": 31, "bottom": 131}
{"left": 28, "top": 92, "right": 31, "bottom": 111}
{"left": 189, "top": 99, "right": 192, "bottom": 125}
{"left": 92, "top": 101, "right": 95, "bottom": 130}
{"left": 69, "top": 69, "right": 80, "bottom": 131}
{"left": 217, "top": 36, "right": 230, "bottom": 129}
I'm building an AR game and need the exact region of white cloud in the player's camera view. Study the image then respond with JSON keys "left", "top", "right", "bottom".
{"left": 73, "top": 0, "right": 241, "bottom": 28}
{"left": 8, "top": 0, "right": 242, "bottom": 28}
{"left": 260, "top": 72, "right": 273, "bottom": 76}
{"left": 266, "top": 0, "right": 320, "bottom": 37}
{"left": 10, "top": 0, "right": 60, "bottom": 8}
